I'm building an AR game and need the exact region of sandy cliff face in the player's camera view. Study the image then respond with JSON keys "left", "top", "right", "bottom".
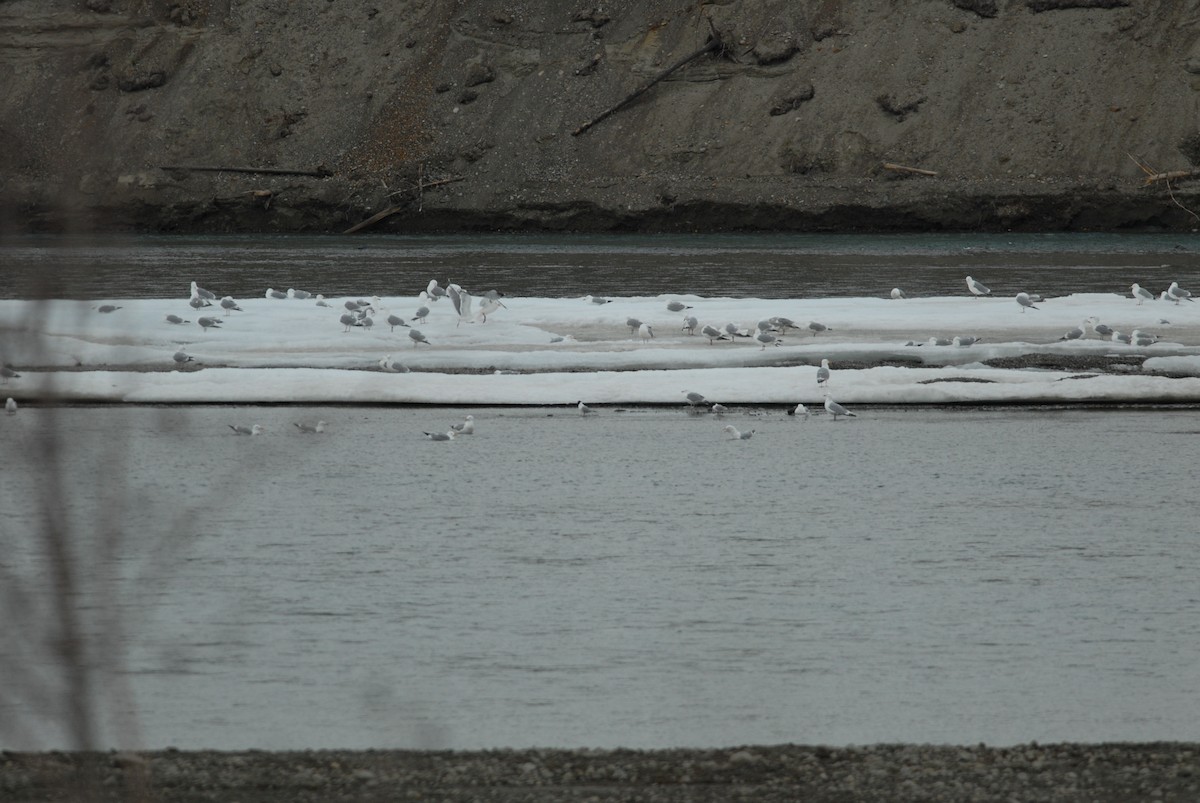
{"left": 3, "top": 0, "right": 1200, "bottom": 232}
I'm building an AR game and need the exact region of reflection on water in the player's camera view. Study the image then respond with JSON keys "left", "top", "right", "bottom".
{"left": 3, "top": 405, "right": 1199, "bottom": 749}
{"left": 2, "top": 232, "right": 1197, "bottom": 300}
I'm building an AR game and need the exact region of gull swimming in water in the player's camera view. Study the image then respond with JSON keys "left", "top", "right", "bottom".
{"left": 1131, "top": 283, "right": 1155, "bottom": 305}
{"left": 423, "top": 430, "right": 456, "bottom": 441}
{"left": 823, "top": 394, "right": 856, "bottom": 421}
{"left": 638, "top": 323, "right": 655, "bottom": 342}
{"left": 409, "top": 329, "right": 429, "bottom": 346}
{"left": 265, "top": 288, "right": 288, "bottom": 300}
{"left": 890, "top": 287, "right": 907, "bottom": 299}
{"left": 294, "top": 420, "right": 327, "bottom": 433}
{"left": 386, "top": 314, "right": 409, "bottom": 331}
{"left": 229, "top": 424, "right": 264, "bottom": 435}
{"left": 722, "top": 424, "right": 754, "bottom": 440}
{"left": 379, "top": 354, "right": 409, "bottom": 373}
{"left": 666, "top": 300, "right": 692, "bottom": 312}
{"left": 220, "top": 296, "right": 242, "bottom": 315}
{"left": 197, "top": 316, "right": 222, "bottom": 331}
{"left": 451, "top": 415, "right": 475, "bottom": 434}
{"left": 577, "top": 400, "right": 596, "bottom": 414}
{"left": 807, "top": 321, "right": 829, "bottom": 336}
{"left": 165, "top": 314, "right": 189, "bottom": 324}
{"left": 1015, "top": 292, "right": 1039, "bottom": 312}
{"left": 816, "top": 358, "right": 831, "bottom": 386}
{"left": 965, "top": 276, "right": 991, "bottom": 298}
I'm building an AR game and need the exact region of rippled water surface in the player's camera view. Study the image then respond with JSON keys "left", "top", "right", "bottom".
{"left": 3, "top": 231, "right": 1198, "bottom": 299}
{"left": 4, "top": 404, "right": 1199, "bottom": 750}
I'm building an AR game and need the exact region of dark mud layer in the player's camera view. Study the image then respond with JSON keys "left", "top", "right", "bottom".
{"left": 3, "top": 744, "right": 1198, "bottom": 802}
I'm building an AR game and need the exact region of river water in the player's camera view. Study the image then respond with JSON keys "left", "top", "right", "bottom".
{"left": 2, "top": 233, "right": 1199, "bottom": 750}
{"left": 3, "top": 403, "right": 1199, "bottom": 750}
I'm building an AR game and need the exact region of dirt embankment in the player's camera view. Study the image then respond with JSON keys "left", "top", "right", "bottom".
{"left": 3, "top": 0, "right": 1200, "bottom": 234}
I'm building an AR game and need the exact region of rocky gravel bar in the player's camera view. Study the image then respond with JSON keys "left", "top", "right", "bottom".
{"left": 3, "top": 743, "right": 1199, "bottom": 802}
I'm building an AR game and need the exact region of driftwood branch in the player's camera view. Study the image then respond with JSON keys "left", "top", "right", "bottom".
{"left": 159, "top": 164, "right": 332, "bottom": 177}
{"left": 882, "top": 162, "right": 938, "bottom": 177}
{"left": 573, "top": 35, "right": 723, "bottom": 136}
{"left": 1126, "top": 151, "right": 1200, "bottom": 224}
{"left": 1142, "top": 169, "right": 1200, "bottom": 185}
{"left": 343, "top": 172, "right": 465, "bottom": 234}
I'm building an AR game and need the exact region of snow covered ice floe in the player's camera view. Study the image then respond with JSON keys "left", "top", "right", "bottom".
{"left": 2, "top": 291, "right": 1200, "bottom": 405}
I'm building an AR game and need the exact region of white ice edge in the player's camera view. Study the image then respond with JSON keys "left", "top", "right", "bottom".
{"left": 2, "top": 293, "right": 1200, "bottom": 404}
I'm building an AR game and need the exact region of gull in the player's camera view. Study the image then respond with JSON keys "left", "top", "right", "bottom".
{"left": 1015, "top": 292, "right": 1039, "bottom": 312}
{"left": 1130, "top": 329, "right": 1159, "bottom": 346}
{"left": 1131, "top": 283, "right": 1155, "bottom": 305}
{"left": 386, "top": 314, "right": 409, "bottom": 331}
{"left": 756, "top": 319, "right": 774, "bottom": 333}
{"left": 339, "top": 313, "right": 358, "bottom": 332}
{"left": 1167, "top": 281, "right": 1194, "bottom": 303}
{"left": 94, "top": 304, "right": 122, "bottom": 313}
{"left": 666, "top": 300, "right": 692, "bottom": 312}
{"left": 724, "top": 322, "right": 751, "bottom": 339}
{"left": 409, "top": 329, "right": 429, "bottom": 346}
{"left": 287, "top": 288, "right": 311, "bottom": 300}
{"left": 710, "top": 403, "right": 729, "bottom": 415}
{"left": 294, "top": 420, "right": 327, "bottom": 433}
{"left": 1091, "top": 319, "right": 1113, "bottom": 338}
{"left": 926, "top": 336, "right": 953, "bottom": 346}
{"left": 890, "top": 287, "right": 907, "bottom": 299}
{"left": 451, "top": 415, "right": 475, "bottom": 434}
{"left": 586, "top": 295, "right": 611, "bottom": 305}
{"left": 425, "top": 280, "right": 447, "bottom": 301}
{"left": 790, "top": 403, "right": 810, "bottom": 418}
{"left": 638, "top": 323, "right": 654, "bottom": 342}
{"left": 816, "top": 358, "right": 831, "bottom": 386}
{"left": 360, "top": 316, "right": 374, "bottom": 332}
{"left": 824, "top": 394, "right": 856, "bottom": 421}
{"left": 683, "top": 391, "right": 707, "bottom": 406}
{"left": 379, "top": 354, "right": 409, "bottom": 373}
{"left": 190, "top": 281, "right": 216, "bottom": 301}
{"left": 807, "top": 321, "right": 829, "bottom": 336}
{"left": 220, "top": 296, "right": 242, "bottom": 315}
{"left": 413, "top": 305, "right": 430, "bottom": 324}
{"left": 577, "top": 400, "right": 596, "bottom": 414}
{"left": 953, "top": 336, "right": 980, "bottom": 347}
{"left": 1059, "top": 320, "right": 1087, "bottom": 341}
{"left": 1, "top": 365, "right": 20, "bottom": 384}
{"left": 477, "top": 296, "right": 505, "bottom": 322}
{"left": 701, "top": 324, "right": 729, "bottom": 344}
{"left": 769, "top": 316, "right": 799, "bottom": 333}
{"left": 189, "top": 296, "right": 209, "bottom": 310}
{"left": 5, "top": 397, "right": 15, "bottom": 414}
{"left": 626, "top": 317, "right": 643, "bottom": 335}
{"left": 448, "top": 283, "right": 473, "bottom": 325}
{"left": 228, "top": 424, "right": 264, "bottom": 435}
{"left": 965, "top": 276, "right": 991, "bottom": 298}
{"left": 344, "top": 300, "right": 360, "bottom": 312}
{"left": 423, "top": 430, "right": 456, "bottom": 441}
{"left": 682, "top": 316, "right": 698, "bottom": 335}
{"left": 722, "top": 424, "right": 754, "bottom": 440}
{"left": 172, "top": 351, "right": 194, "bottom": 367}
{"left": 265, "top": 288, "right": 288, "bottom": 300}
{"left": 197, "top": 316, "right": 222, "bottom": 331}
{"left": 756, "top": 331, "right": 780, "bottom": 349}
{"left": 1111, "top": 330, "right": 1132, "bottom": 344}
{"left": 165, "top": 314, "right": 189, "bottom": 324}
{"left": 315, "top": 294, "right": 331, "bottom": 307}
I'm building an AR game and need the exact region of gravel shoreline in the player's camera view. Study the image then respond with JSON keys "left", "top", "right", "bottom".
{"left": 4, "top": 743, "right": 1199, "bottom": 802}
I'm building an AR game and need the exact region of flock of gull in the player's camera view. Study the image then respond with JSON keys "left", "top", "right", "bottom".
{"left": 3, "top": 274, "right": 1193, "bottom": 436}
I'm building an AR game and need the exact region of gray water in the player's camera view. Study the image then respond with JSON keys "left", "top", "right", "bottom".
{"left": 4, "top": 404, "right": 1199, "bottom": 750}
{"left": 2, "top": 231, "right": 1198, "bottom": 300}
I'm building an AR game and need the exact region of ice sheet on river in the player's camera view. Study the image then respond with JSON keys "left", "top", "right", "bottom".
{"left": 2, "top": 292, "right": 1200, "bottom": 404}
